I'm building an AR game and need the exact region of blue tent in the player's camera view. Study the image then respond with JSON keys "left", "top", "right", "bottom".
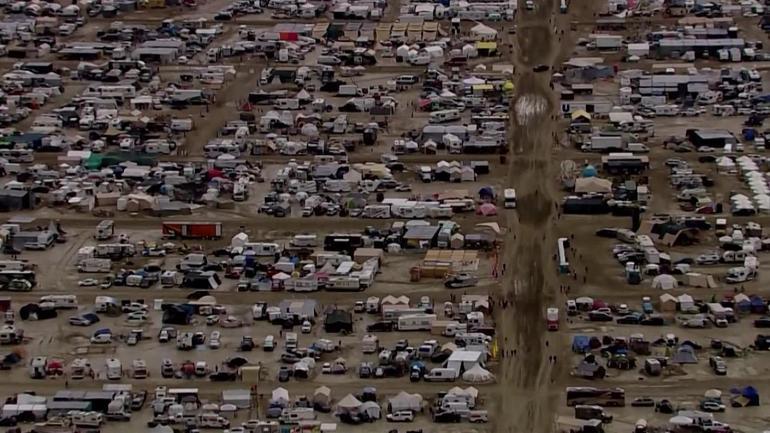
{"left": 581, "top": 165, "right": 597, "bottom": 177}
{"left": 478, "top": 186, "right": 495, "bottom": 199}
{"left": 735, "top": 296, "right": 751, "bottom": 313}
{"left": 572, "top": 335, "right": 590, "bottom": 353}
{"left": 750, "top": 296, "right": 766, "bottom": 314}
{"left": 731, "top": 386, "right": 760, "bottom": 406}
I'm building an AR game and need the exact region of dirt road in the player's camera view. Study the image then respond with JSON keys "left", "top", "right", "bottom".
{"left": 495, "top": 1, "right": 565, "bottom": 432}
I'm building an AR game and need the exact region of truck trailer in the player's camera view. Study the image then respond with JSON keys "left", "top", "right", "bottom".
{"left": 162, "top": 222, "right": 223, "bottom": 239}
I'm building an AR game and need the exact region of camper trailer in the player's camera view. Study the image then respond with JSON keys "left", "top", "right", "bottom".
{"left": 430, "top": 109, "right": 461, "bottom": 124}
{"left": 105, "top": 358, "right": 122, "bottom": 380}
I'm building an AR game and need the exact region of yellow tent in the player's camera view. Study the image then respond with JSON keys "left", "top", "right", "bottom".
{"left": 570, "top": 109, "right": 591, "bottom": 122}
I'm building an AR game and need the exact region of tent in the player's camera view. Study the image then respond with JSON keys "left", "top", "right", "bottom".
{"left": 671, "top": 346, "right": 698, "bottom": 364}
{"left": 469, "top": 23, "right": 497, "bottom": 41}
{"left": 231, "top": 232, "right": 249, "bottom": 248}
{"left": 336, "top": 394, "right": 363, "bottom": 413}
{"left": 314, "top": 386, "right": 332, "bottom": 406}
{"left": 381, "top": 295, "right": 409, "bottom": 306}
{"left": 730, "top": 386, "right": 759, "bottom": 407}
{"left": 733, "top": 293, "right": 751, "bottom": 313}
{"left": 677, "top": 294, "right": 694, "bottom": 311}
{"left": 684, "top": 273, "right": 718, "bottom": 289}
{"left": 652, "top": 275, "right": 678, "bottom": 291}
{"left": 462, "top": 364, "right": 494, "bottom": 383}
{"left": 476, "top": 203, "right": 497, "bottom": 216}
{"left": 581, "top": 164, "right": 598, "bottom": 177}
{"left": 575, "top": 297, "right": 593, "bottom": 310}
{"left": 572, "top": 335, "right": 591, "bottom": 353}
{"left": 388, "top": 391, "right": 423, "bottom": 413}
{"left": 359, "top": 401, "right": 381, "bottom": 419}
{"left": 271, "top": 387, "right": 290, "bottom": 407}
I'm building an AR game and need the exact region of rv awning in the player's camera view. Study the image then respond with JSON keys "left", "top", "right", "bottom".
{"left": 475, "top": 41, "right": 497, "bottom": 50}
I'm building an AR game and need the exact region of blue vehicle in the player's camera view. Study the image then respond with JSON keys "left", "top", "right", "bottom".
{"left": 641, "top": 297, "right": 654, "bottom": 314}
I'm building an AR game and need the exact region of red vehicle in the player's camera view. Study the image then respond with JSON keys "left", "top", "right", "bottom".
{"left": 162, "top": 222, "right": 222, "bottom": 240}
{"left": 546, "top": 307, "right": 559, "bottom": 331}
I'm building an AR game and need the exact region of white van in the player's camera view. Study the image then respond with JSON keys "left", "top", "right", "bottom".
{"left": 39, "top": 295, "right": 78, "bottom": 309}
{"left": 263, "top": 335, "right": 275, "bottom": 351}
{"left": 504, "top": 188, "right": 517, "bottom": 208}
{"left": 424, "top": 367, "right": 458, "bottom": 382}
{"left": 430, "top": 109, "right": 461, "bottom": 124}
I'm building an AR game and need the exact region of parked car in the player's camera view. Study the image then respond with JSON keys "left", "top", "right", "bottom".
{"left": 631, "top": 397, "right": 655, "bottom": 407}
{"left": 655, "top": 399, "right": 674, "bottom": 414}
{"left": 700, "top": 400, "right": 726, "bottom": 412}
{"left": 386, "top": 411, "right": 414, "bottom": 422}
{"left": 278, "top": 366, "right": 291, "bottom": 382}
{"left": 696, "top": 253, "right": 720, "bottom": 265}
{"left": 616, "top": 313, "right": 642, "bottom": 324}
{"left": 709, "top": 356, "right": 727, "bottom": 375}
{"left": 209, "top": 331, "right": 221, "bottom": 349}
{"left": 69, "top": 313, "right": 100, "bottom": 326}
{"left": 588, "top": 311, "right": 613, "bottom": 322}
{"left": 640, "top": 315, "right": 665, "bottom": 326}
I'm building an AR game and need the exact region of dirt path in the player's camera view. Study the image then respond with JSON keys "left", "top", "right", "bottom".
{"left": 493, "top": 2, "right": 612, "bottom": 433}
{"left": 495, "top": 1, "right": 566, "bottom": 432}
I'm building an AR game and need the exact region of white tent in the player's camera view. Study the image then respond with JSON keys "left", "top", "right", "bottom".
{"left": 336, "top": 394, "right": 363, "bottom": 412}
{"left": 470, "top": 23, "right": 497, "bottom": 41}
{"left": 314, "top": 386, "right": 332, "bottom": 405}
{"left": 388, "top": 391, "right": 423, "bottom": 413}
{"left": 360, "top": 401, "right": 381, "bottom": 419}
{"left": 462, "top": 364, "right": 494, "bottom": 383}
{"left": 651, "top": 274, "right": 677, "bottom": 290}
{"left": 677, "top": 294, "right": 694, "bottom": 310}
{"left": 271, "top": 387, "right": 289, "bottom": 407}
{"left": 301, "top": 123, "right": 319, "bottom": 138}
{"left": 231, "top": 232, "right": 249, "bottom": 248}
